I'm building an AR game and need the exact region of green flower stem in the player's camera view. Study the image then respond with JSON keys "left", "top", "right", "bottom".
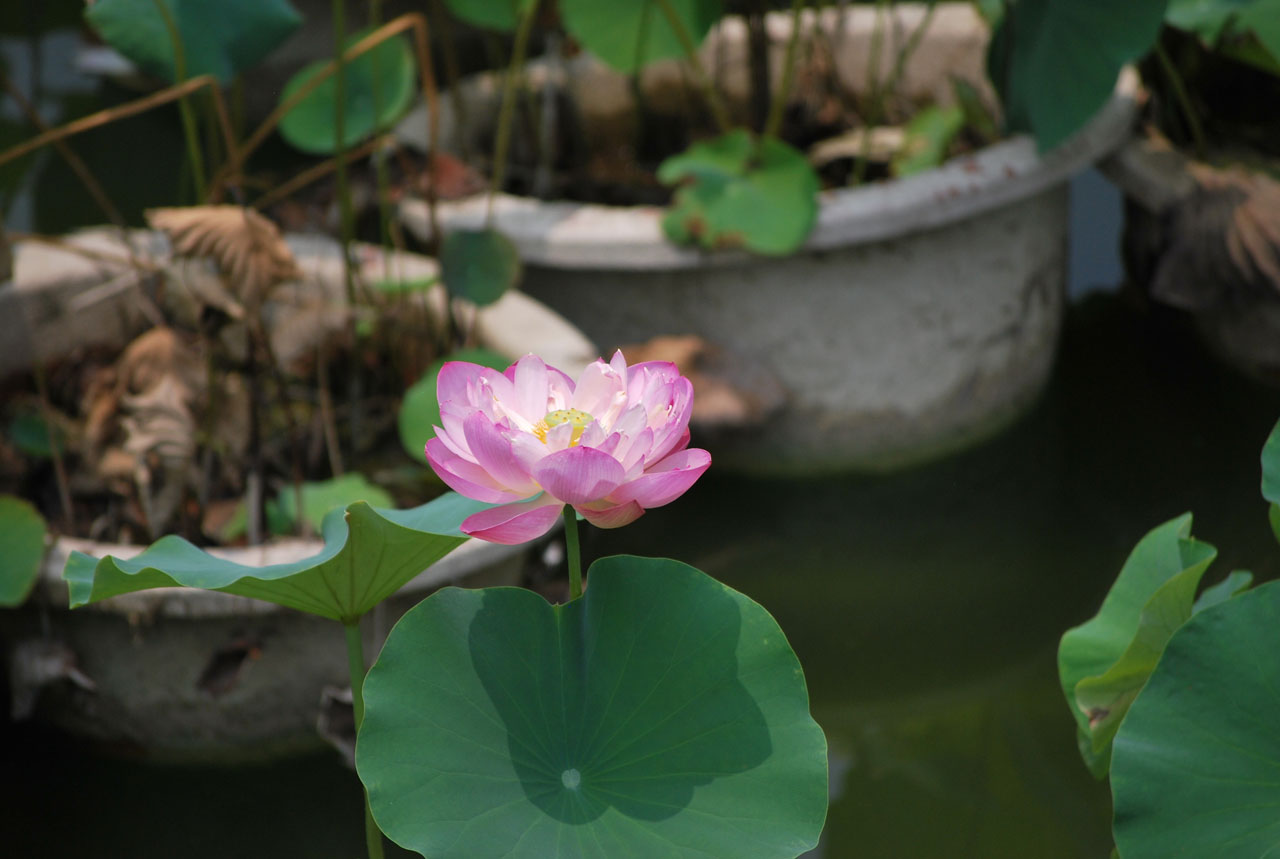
{"left": 764, "top": 0, "right": 806, "bottom": 140}
{"left": 487, "top": 0, "right": 540, "bottom": 224}
{"left": 344, "top": 620, "right": 386, "bottom": 859}
{"left": 1154, "top": 40, "right": 1207, "bottom": 160}
{"left": 654, "top": 0, "right": 734, "bottom": 134}
{"left": 563, "top": 504, "right": 582, "bottom": 600}
{"left": 151, "top": 0, "right": 206, "bottom": 201}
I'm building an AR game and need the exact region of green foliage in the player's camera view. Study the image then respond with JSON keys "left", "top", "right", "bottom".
{"left": 440, "top": 0, "right": 533, "bottom": 32}
{"left": 1057, "top": 515, "right": 1217, "bottom": 777}
{"left": 659, "top": 131, "right": 819, "bottom": 255}
{"left": 357, "top": 555, "right": 828, "bottom": 857}
{"left": 7, "top": 412, "right": 57, "bottom": 459}
{"left": 0, "top": 495, "right": 47, "bottom": 607}
{"left": 1167, "top": 0, "right": 1280, "bottom": 73}
{"left": 988, "top": 0, "right": 1166, "bottom": 150}
{"left": 439, "top": 229, "right": 522, "bottom": 306}
{"left": 1110, "top": 580, "right": 1280, "bottom": 857}
{"left": 278, "top": 31, "right": 416, "bottom": 155}
{"left": 398, "top": 347, "right": 510, "bottom": 465}
{"left": 63, "top": 493, "right": 491, "bottom": 623}
{"left": 1190, "top": 569, "right": 1252, "bottom": 613}
{"left": 892, "top": 104, "right": 966, "bottom": 177}
{"left": 217, "top": 475, "right": 396, "bottom": 541}
{"left": 560, "top": 0, "right": 722, "bottom": 73}
{"left": 84, "top": 0, "right": 302, "bottom": 84}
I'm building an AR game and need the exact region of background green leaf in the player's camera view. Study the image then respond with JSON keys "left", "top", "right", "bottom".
{"left": 987, "top": 0, "right": 1166, "bottom": 150}
{"left": 219, "top": 474, "right": 398, "bottom": 540}
{"left": 85, "top": 0, "right": 302, "bottom": 84}
{"left": 279, "top": 30, "right": 416, "bottom": 155}
{"left": 0, "top": 495, "right": 47, "bottom": 607}
{"left": 1168, "top": 0, "right": 1280, "bottom": 74}
{"left": 1111, "top": 580, "right": 1280, "bottom": 857}
{"left": 560, "top": 0, "right": 722, "bottom": 73}
{"left": 63, "top": 494, "right": 491, "bottom": 622}
{"left": 441, "top": 0, "right": 532, "bottom": 32}
{"left": 892, "top": 104, "right": 967, "bottom": 177}
{"left": 7, "top": 412, "right": 57, "bottom": 459}
{"left": 1191, "top": 569, "right": 1252, "bottom": 613}
{"left": 659, "top": 130, "right": 819, "bottom": 255}
{"left": 439, "top": 229, "right": 522, "bottom": 307}
{"left": 357, "top": 555, "right": 828, "bottom": 857}
{"left": 398, "top": 347, "right": 510, "bottom": 465}
{"left": 1057, "top": 514, "right": 1216, "bottom": 777}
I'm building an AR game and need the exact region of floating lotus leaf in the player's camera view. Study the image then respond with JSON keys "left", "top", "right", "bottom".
{"left": 85, "top": 0, "right": 302, "bottom": 84}
{"left": 0, "top": 495, "right": 46, "bottom": 606}
{"left": 1057, "top": 514, "right": 1217, "bottom": 777}
{"left": 63, "top": 493, "right": 491, "bottom": 623}
{"left": 1111, "top": 580, "right": 1280, "bottom": 857}
{"left": 357, "top": 555, "right": 828, "bottom": 857}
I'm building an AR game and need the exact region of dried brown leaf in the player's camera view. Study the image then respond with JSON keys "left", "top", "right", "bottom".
{"left": 147, "top": 206, "right": 301, "bottom": 314}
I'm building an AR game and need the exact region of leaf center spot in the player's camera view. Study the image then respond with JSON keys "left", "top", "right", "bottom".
{"left": 560, "top": 768, "right": 582, "bottom": 790}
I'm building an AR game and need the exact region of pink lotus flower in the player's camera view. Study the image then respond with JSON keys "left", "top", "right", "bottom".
{"left": 426, "top": 351, "right": 711, "bottom": 544}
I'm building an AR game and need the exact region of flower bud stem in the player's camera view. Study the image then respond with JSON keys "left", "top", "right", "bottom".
{"left": 564, "top": 504, "right": 583, "bottom": 600}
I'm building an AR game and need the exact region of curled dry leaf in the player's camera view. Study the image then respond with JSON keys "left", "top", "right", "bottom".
{"left": 147, "top": 206, "right": 302, "bottom": 316}
{"left": 1151, "top": 163, "right": 1280, "bottom": 310}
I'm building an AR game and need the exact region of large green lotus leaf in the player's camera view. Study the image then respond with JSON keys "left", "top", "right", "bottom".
{"left": 62, "top": 493, "right": 491, "bottom": 623}
{"left": 1111, "top": 580, "right": 1280, "bottom": 857}
{"left": 440, "top": 229, "right": 522, "bottom": 307}
{"left": 357, "top": 555, "right": 828, "bottom": 858}
{"left": 1057, "top": 514, "right": 1217, "bottom": 777}
{"left": 987, "top": 0, "right": 1166, "bottom": 150}
{"left": 85, "top": 0, "right": 302, "bottom": 84}
{"left": 659, "top": 130, "right": 819, "bottom": 256}
{"left": 441, "top": 0, "right": 533, "bottom": 32}
{"left": 560, "top": 0, "right": 722, "bottom": 73}
{"left": 279, "top": 30, "right": 416, "bottom": 155}
{"left": 0, "top": 495, "right": 47, "bottom": 607}
{"left": 398, "top": 347, "right": 510, "bottom": 465}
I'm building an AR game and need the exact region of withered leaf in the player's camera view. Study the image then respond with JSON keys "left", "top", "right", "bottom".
{"left": 147, "top": 206, "right": 301, "bottom": 315}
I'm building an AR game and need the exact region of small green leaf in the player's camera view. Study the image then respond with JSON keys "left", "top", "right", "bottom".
{"left": 279, "top": 30, "right": 416, "bottom": 155}
{"left": 1111, "top": 580, "right": 1280, "bottom": 857}
{"left": 441, "top": 0, "right": 532, "bottom": 32}
{"left": 560, "top": 0, "right": 722, "bottom": 73}
{"left": 398, "top": 348, "right": 511, "bottom": 465}
{"left": 988, "top": 0, "right": 1165, "bottom": 150}
{"left": 357, "top": 555, "right": 829, "bottom": 857}
{"left": 85, "top": 0, "right": 302, "bottom": 84}
{"left": 7, "top": 412, "right": 56, "bottom": 459}
{"left": 439, "top": 229, "right": 522, "bottom": 306}
{"left": 951, "top": 75, "right": 1001, "bottom": 143}
{"left": 1192, "top": 569, "right": 1252, "bottom": 613}
{"left": 63, "top": 493, "right": 492, "bottom": 623}
{"left": 892, "top": 104, "right": 966, "bottom": 177}
{"left": 0, "top": 495, "right": 47, "bottom": 607}
{"left": 659, "top": 130, "right": 819, "bottom": 256}
{"left": 1057, "top": 514, "right": 1217, "bottom": 777}
{"left": 272, "top": 474, "right": 395, "bottom": 535}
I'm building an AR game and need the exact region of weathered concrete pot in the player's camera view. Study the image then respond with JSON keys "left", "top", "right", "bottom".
{"left": 5, "top": 534, "right": 525, "bottom": 761}
{"left": 399, "top": 5, "right": 1140, "bottom": 474}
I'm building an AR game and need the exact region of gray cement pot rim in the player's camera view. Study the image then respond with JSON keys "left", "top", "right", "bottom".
{"left": 31, "top": 529, "right": 530, "bottom": 620}
{"left": 402, "top": 69, "right": 1139, "bottom": 272}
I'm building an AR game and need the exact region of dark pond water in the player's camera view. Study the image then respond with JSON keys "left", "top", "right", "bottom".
{"left": 4, "top": 292, "right": 1280, "bottom": 857}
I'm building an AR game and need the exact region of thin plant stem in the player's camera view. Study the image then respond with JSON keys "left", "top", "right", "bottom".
{"left": 0, "top": 73, "right": 125, "bottom": 227}
{"left": 0, "top": 75, "right": 234, "bottom": 172}
{"left": 883, "top": 0, "right": 937, "bottom": 102}
{"left": 487, "top": 0, "right": 541, "bottom": 223}
{"left": 563, "top": 504, "right": 582, "bottom": 601}
{"left": 151, "top": 0, "right": 206, "bottom": 201}
{"left": 1154, "top": 40, "right": 1207, "bottom": 160}
{"left": 764, "top": 0, "right": 807, "bottom": 140}
{"left": 32, "top": 363, "right": 73, "bottom": 532}
{"left": 654, "top": 0, "right": 734, "bottom": 133}
{"left": 343, "top": 620, "right": 386, "bottom": 859}
{"left": 367, "top": 0, "right": 395, "bottom": 256}
{"left": 251, "top": 133, "right": 391, "bottom": 212}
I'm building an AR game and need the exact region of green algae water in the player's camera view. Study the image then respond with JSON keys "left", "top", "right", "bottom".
{"left": 4, "top": 293, "right": 1279, "bottom": 857}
